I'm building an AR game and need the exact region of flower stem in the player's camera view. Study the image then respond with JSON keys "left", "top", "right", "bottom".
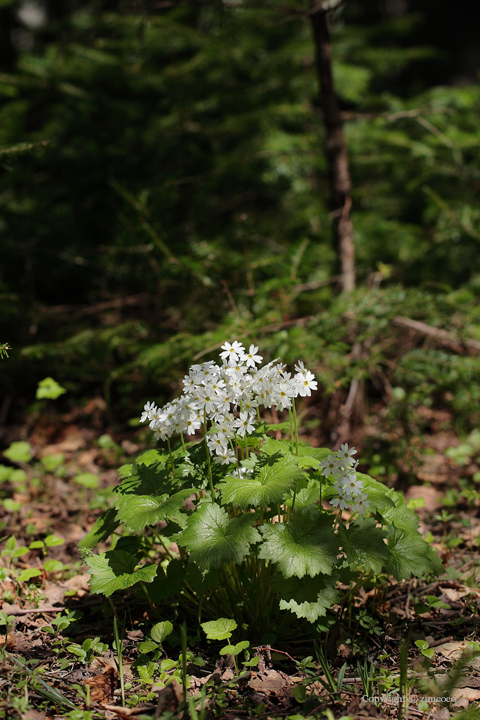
{"left": 203, "top": 410, "right": 215, "bottom": 500}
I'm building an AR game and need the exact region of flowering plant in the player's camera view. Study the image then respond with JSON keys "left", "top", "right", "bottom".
{"left": 83, "top": 341, "right": 441, "bottom": 633}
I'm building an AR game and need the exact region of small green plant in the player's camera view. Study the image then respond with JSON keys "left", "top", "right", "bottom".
{"left": 83, "top": 341, "right": 442, "bottom": 634}
{"left": 66, "top": 637, "right": 108, "bottom": 664}
{"left": 415, "top": 639, "right": 434, "bottom": 659}
{"left": 0, "top": 343, "right": 10, "bottom": 359}
{"left": 36, "top": 377, "right": 67, "bottom": 400}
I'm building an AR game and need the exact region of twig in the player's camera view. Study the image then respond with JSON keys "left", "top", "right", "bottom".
{"left": 41, "top": 293, "right": 150, "bottom": 320}
{"left": 2, "top": 605, "right": 65, "bottom": 616}
{"left": 392, "top": 315, "right": 480, "bottom": 355}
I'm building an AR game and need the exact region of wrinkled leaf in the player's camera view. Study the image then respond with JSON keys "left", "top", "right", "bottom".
{"left": 86, "top": 549, "right": 157, "bottom": 597}
{"left": 201, "top": 618, "right": 237, "bottom": 641}
{"left": 386, "top": 527, "right": 443, "bottom": 581}
{"left": 218, "top": 453, "right": 304, "bottom": 509}
{"left": 116, "top": 488, "right": 192, "bottom": 532}
{"left": 178, "top": 503, "right": 261, "bottom": 571}
{"left": 272, "top": 573, "right": 339, "bottom": 622}
{"left": 338, "top": 518, "right": 389, "bottom": 574}
{"left": 259, "top": 507, "right": 339, "bottom": 578}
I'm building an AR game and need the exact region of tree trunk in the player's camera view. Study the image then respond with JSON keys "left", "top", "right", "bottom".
{"left": 310, "top": 2, "right": 355, "bottom": 292}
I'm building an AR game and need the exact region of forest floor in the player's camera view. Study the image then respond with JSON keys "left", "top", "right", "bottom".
{"left": 1, "top": 398, "right": 480, "bottom": 720}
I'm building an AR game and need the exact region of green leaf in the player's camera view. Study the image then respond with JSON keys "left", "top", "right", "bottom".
{"left": 17, "top": 568, "right": 42, "bottom": 582}
{"left": 0, "top": 465, "right": 13, "bottom": 482}
{"left": 43, "top": 560, "right": 65, "bottom": 572}
{"left": 45, "top": 535, "right": 65, "bottom": 547}
{"left": 74, "top": 472, "right": 99, "bottom": 489}
{"left": 85, "top": 550, "right": 157, "bottom": 597}
{"left": 285, "top": 479, "right": 320, "bottom": 509}
{"left": 296, "top": 445, "right": 331, "bottom": 468}
{"left": 258, "top": 507, "right": 339, "bottom": 578}
{"left": 385, "top": 527, "right": 443, "bottom": 581}
{"left": 79, "top": 509, "right": 121, "bottom": 550}
{"left": 3, "top": 499, "right": 21, "bottom": 512}
{"left": 201, "top": 618, "right": 237, "bottom": 641}
{"left": 357, "top": 473, "right": 396, "bottom": 514}
{"left": 382, "top": 490, "right": 421, "bottom": 531}
{"left": 116, "top": 460, "right": 171, "bottom": 497}
{"left": 36, "top": 377, "right": 67, "bottom": 400}
{"left": 139, "top": 641, "right": 158, "bottom": 654}
{"left": 338, "top": 518, "right": 389, "bottom": 574}
{"left": 151, "top": 621, "right": 173, "bottom": 644}
{"left": 178, "top": 503, "right": 261, "bottom": 571}
{"left": 3, "top": 441, "right": 32, "bottom": 464}
{"left": 218, "top": 453, "right": 304, "bottom": 509}
{"left": 116, "top": 488, "right": 192, "bottom": 532}
{"left": 40, "top": 453, "right": 65, "bottom": 472}
{"left": 272, "top": 573, "right": 340, "bottom": 622}
{"left": 10, "top": 469, "right": 27, "bottom": 483}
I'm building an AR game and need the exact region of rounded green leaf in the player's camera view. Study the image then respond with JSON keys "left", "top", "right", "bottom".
{"left": 201, "top": 618, "right": 237, "bottom": 641}
{"left": 43, "top": 560, "right": 65, "bottom": 573}
{"left": 74, "top": 473, "right": 100, "bottom": 489}
{"left": 36, "top": 377, "right": 67, "bottom": 400}
{"left": 17, "top": 568, "right": 42, "bottom": 582}
{"left": 3, "top": 441, "right": 32, "bottom": 464}
{"left": 151, "top": 621, "right": 173, "bottom": 644}
{"left": 45, "top": 535, "right": 65, "bottom": 547}
{"left": 41, "top": 454, "right": 65, "bottom": 472}
{"left": 0, "top": 465, "right": 13, "bottom": 482}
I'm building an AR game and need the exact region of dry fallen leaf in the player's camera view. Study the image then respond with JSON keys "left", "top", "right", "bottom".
{"left": 84, "top": 664, "right": 119, "bottom": 703}
{"left": 434, "top": 641, "right": 470, "bottom": 660}
{"left": 454, "top": 687, "right": 480, "bottom": 702}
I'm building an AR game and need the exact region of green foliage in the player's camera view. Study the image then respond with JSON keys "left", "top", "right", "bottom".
{"left": 84, "top": 343, "right": 441, "bottom": 633}
{"left": 2, "top": 0, "right": 480, "bottom": 427}
{"left": 36, "top": 377, "right": 67, "bottom": 400}
{"left": 85, "top": 550, "right": 157, "bottom": 597}
{"left": 3, "top": 441, "right": 32, "bottom": 463}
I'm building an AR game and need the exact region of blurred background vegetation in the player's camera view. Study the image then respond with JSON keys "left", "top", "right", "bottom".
{"left": 1, "top": 0, "right": 480, "bottom": 454}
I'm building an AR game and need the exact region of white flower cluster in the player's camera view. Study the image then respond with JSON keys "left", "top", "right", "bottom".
{"left": 319, "top": 443, "right": 371, "bottom": 516}
{"left": 140, "top": 340, "right": 318, "bottom": 465}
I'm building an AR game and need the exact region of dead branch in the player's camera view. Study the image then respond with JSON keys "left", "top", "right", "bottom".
{"left": 392, "top": 315, "right": 480, "bottom": 355}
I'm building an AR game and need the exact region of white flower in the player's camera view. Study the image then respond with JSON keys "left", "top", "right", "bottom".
{"left": 207, "top": 432, "right": 228, "bottom": 454}
{"left": 351, "top": 493, "right": 371, "bottom": 516}
{"left": 197, "top": 386, "right": 219, "bottom": 414}
{"left": 214, "top": 447, "right": 236, "bottom": 465}
{"left": 294, "top": 360, "right": 307, "bottom": 375}
{"left": 342, "top": 473, "right": 364, "bottom": 498}
{"left": 242, "top": 344, "right": 263, "bottom": 368}
{"left": 184, "top": 414, "right": 202, "bottom": 435}
{"left": 220, "top": 341, "right": 245, "bottom": 365}
{"left": 331, "top": 494, "right": 349, "bottom": 511}
{"left": 234, "top": 411, "right": 256, "bottom": 438}
{"left": 319, "top": 454, "right": 343, "bottom": 478}
{"left": 140, "top": 401, "right": 156, "bottom": 423}
{"left": 337, "top": 443, "right": 357, "bottom": 467}
{"left": 296, "top": 370, "right": 318, "bottom": 397}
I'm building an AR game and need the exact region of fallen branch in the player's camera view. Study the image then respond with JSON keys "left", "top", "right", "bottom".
{"left": 392, "top": 315, "right": 480, "bottom": 355}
